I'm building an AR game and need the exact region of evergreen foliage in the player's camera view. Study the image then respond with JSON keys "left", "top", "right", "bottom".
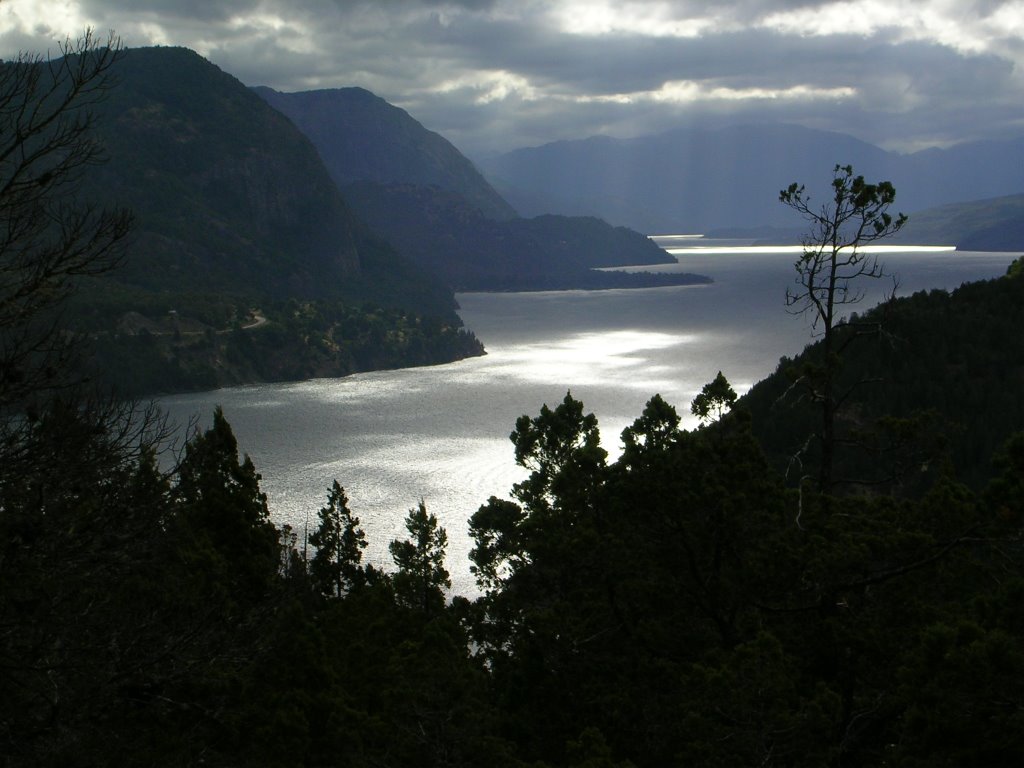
{"left": 744, "top": 257, "right": 1024, "bottom": 492}
{"left": 390, "top": 501, "right": 452, "bottom": 617}
{"left": 3, "top": 350, "right": 1023, "bottom": 767}
{"left": 309, "top": 480, "right": 367, "bottom": 598}
{"left": 690, "top": 370, "right": 738, "bottom": 425}
{"left": 172, "top": 406, "right": 280, "bottom": 599}
{"left": 81, "top": 296, "right": 484, "bottom": 397}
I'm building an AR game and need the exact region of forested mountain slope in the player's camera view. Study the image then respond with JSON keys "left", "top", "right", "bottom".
{"left": 742, "top": 257, "right": 1024, "bottom": 491}
{"left": 892, "top": 193, "right": 1024, "bottom": 250}
{"left": 84, "top": 46, "right": 454, "bottom": 315}
{"left": 9, "top": 317, "right": 1023, "bottom": 767}
{"left": 62, "top": 46, "right": 482, "bottom": 395}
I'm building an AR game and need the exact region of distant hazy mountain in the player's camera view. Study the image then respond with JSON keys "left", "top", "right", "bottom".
{"left": 85, "top": 47, "right": 456, "bottom": 316}
{"left": 480, "top": 124, "right": 1024, "bottom": 233}
{"left": 713, "top": 194, "right": 1024, "bottom": 251}
{"left": 255, "top": 83, "right": 698, "bottom": 290}
{"left": 253, "top": 85, "right": 517, "bottom": 221}
{"left": 894, "top": 194, "right": 1024, "bottom": 251}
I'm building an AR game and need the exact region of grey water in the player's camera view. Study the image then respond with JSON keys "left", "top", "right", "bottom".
{"left": 160, "top": 245, "right": 1018, "bottom": 593}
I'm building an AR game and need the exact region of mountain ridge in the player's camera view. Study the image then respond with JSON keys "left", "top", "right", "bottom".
{"left": 84, "top": 46, "right": 457, "bottom": 317}
{"left": 65, "top": 46, "right": 483, "bottom": 395}
{"left": 342, "top": 180, "right": 706, "bottom": 291}
{"left": 480, "top": 123, "right": 1024, "bottom": 234}
{"left": 709, "top": 192, "right": 1024, "bottom": 251}
{"left": 253, "top": 85, "right": 517, "bottom": 222}
{"left": 255, "top": 81, "right": 707, "bottom": 291}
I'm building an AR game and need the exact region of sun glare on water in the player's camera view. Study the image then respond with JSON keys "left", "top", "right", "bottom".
{"left": 487, "top": 330, "right": 694, "bottom": 388}
{"left": 666, "top": 244, "right": 958, "bottom": 255}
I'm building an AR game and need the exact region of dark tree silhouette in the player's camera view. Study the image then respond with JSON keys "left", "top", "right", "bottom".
{"left": 0, "top": 29, "right": 133, "bottom": 442}
{"left": 390, "top": 500, "right": 450, "bottom": 616}
{"left": 780, "top": 164, "right": 907, "bottom": 491}
{"left": 309, "top": 480, "right": 367, "bottom": 597}
{"left": 691, "top": 370, "right": 738, "bottom": 426}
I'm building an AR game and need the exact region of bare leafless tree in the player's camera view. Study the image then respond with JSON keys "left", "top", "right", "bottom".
{"left": 0, "top": 29, "right": 133, "bottom": 414}
{"left": 780, "top": 164, "right": 907, "bottom": 492}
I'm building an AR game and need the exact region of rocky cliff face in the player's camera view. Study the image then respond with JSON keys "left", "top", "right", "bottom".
{"left": 86, "top": 47, "right": 365, "bottom": 298}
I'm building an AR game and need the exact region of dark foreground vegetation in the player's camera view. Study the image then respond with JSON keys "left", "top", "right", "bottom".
{"left": 4, "top": 281, "right": 1024, "bottom": 765}
{"left": 3, "top": 32, "right": 1023, "bottom": 768}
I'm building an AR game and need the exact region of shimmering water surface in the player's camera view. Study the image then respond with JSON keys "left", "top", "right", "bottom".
{"left": 161, "top": 245, "right": 1018, "bottom": 592}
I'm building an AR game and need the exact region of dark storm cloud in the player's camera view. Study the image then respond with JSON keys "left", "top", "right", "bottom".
{"left": 77, "top": 0, "right": 263, "bottom": 22}
{"left": 2, "top": 1, "right": 1023, "bottom": 156}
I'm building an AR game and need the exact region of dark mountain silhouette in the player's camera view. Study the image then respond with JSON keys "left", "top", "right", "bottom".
{"left": 63, "top": 46, "right": 490, "bottom": 396}
{"left": 255, "top": 83, "right": 700, "bottom": 291}
{"left": 343, "top": 181, "right": 704, "bottom": 291}
{"left": 481, "top": 124, "right": 1024, "bottom": 234}
{"left": 84, "top": 46, "right": 456, "bottom": 316}
{"left": 743, "top": 257, "right": 1024, "bottom": 491}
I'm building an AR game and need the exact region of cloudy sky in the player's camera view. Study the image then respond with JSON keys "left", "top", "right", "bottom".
{"left": 2, "top": 0, "right": 1023, "bottom": 159}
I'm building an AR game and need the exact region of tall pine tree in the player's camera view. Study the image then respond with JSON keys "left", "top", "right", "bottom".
{"left": 309, "top": 480, "right": 367, "bottom": 597}
{"left": 390, "top": 501, "right": 450, "bottom": 616}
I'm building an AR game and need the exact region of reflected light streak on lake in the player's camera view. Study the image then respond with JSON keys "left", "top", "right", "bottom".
{"left": 662, "top": 244, "right": 958, "bottom": 256}
{"left": 485, "top": 330, "right": 694, "bottom": 387}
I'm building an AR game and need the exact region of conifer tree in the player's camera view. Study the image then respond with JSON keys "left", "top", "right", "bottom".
{"left": 173, "top": 407, "right": 279, "bottom": 598}
{"left": 309, "top": 480, "right": 367, "bottom": 597}
{"left": 390, "top": 501, "right": 450, "bottom": 616}
{"left": 510, "top": 391, "right": 607, "bottom": 514}
{"left": 620, "top": 392, "right": 681, "bottom": 466}
{"left": 691, "top": 371, "right": 738, "bottom": 426}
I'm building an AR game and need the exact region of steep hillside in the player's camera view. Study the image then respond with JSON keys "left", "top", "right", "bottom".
{"left": 255, "top": 84, "right": 702, "bottom": 290}
{"left": 58, "top": 46, "right": 487, "bottom": 395}
{"left": 253, "top": 85, "right": 516, "bottom": 221}
{"left": 84, "top": 46, "right": 455, "bottom": 317}
{"left": 741, "top": 257, "right": 1024, "bottom": 491}
{"left": 482, "top": 124, "right": 1024, "bottom": 233}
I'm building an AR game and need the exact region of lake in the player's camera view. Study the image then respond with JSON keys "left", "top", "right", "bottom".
{"left": 161, "top": 243, "right": 1018, "bottom": 592}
